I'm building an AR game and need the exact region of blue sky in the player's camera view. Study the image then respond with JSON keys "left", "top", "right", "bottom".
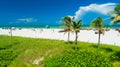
{"left": 0, "top": 0, "right": 120, "bottom": 26}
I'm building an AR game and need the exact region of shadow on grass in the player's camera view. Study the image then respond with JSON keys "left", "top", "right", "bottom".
{"left": 65, "top": 41, "right": 74, "bottom": 44}
{"left": 91, "top": 45, "right": 98, "bottom": 48}
{"left": 91, "top": 45, "right": 120, "bottom": 62}
{"left": 0, "top": 41, "right": 20, "bottom": 50}
{"left": 101, "top": 47, "right": 113, "bottom": 52}
{"left": 91, "top": 45, "right": 113, "bottom": 52}
{"left": 71, "top": 45, "right": 83, "bottom": 51}
{"left": 110, "top": 51, "right": 120, "bottom": 61}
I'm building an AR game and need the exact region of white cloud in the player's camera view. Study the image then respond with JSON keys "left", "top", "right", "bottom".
{"left": 17, "top": 18, "right": 37, "bottom": 23}
{"left": 74, "top": 3, "right": 116, "bottom": 20}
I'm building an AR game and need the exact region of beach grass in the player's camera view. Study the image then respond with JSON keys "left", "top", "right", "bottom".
{"left": 0, "top": 35, "right": 120, "bottom": 67}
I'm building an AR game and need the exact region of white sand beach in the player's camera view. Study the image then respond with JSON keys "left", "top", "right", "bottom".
{"left": 0, "top": 28, "right": 120, "bottom": 46}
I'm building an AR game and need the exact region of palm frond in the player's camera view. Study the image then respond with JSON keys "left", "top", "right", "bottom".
{"left": 111, "top": 14, "right": 120, "bottom": 24}
{"left": 90, "top": 17, "right": 103, "bottom": 30}
{"left": 76, "top": 20, "right": 82, "bottom": 28}
{"left": 108, "top": 11, "right": 116, "bottom": 15}
{"left": 71, "top": 20, "right": 82, "bottom": 32}
{"left": 62, "top": 16, "right": 73, "bottom": 29}
{"left": 72, "top": 21, "right": 77, "bottom": 28}
{"left": 62, "top": 16, "right": 72, "bottom": 23}
{"left": 115, "top": 4, "right": 120, "bottom": 12}
{"left": 90, "top": 18, "right": 97, "bottom": 27}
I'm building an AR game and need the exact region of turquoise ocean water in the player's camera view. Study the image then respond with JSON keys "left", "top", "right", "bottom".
{"left": 0, "top": 25, "right": 120, "bottom": 29}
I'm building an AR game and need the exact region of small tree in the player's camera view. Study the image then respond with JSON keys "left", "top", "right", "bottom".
{"left": 90, "top": 17, "right": 103, "bottom": 48}
{"left": 72, "top": 19, "right": 82, "bottom": 50}
{"left": 62, "top": 16, "right": 72, "bottom": 43}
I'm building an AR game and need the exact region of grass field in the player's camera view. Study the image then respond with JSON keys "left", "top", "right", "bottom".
{"left": 0, "top": 35, "right": 120, "bottom": 67}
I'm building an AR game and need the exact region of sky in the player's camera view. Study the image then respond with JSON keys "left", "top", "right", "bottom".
{"left": 0, "top": 0, "right": 120, "bottom": 26}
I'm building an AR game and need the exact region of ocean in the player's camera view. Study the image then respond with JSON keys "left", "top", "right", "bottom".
{"left": 0, "top": 25, "right": 120, "bottom": 29}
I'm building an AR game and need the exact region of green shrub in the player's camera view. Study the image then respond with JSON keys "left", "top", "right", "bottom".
{"left": 45, "top": 50, "right": 112, "bottom": 67}
{"left": 0, "top": 49, "right": 18, "bottom": 67}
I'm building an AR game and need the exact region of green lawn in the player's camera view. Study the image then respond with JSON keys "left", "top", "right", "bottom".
{"left": 0, "top": 35, "right": 120, "bottom": 67}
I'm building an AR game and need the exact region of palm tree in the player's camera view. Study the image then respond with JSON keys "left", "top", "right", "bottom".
{"left": 115, "top": 4, "right": 120, "bottom": 13}
{"left": 111, "top": 14, "right": 120, "bottom": 24}
{"left": 62, "top": 16, "right": 72, "bottom": 43}
{"left": 90, "top": 17, "right": 103, "bottom": 48}
{"left": 110, "top": 4, "right": 120, "bottom": 24}
{"left": 71, "top": 19, "right": 82, "bottom": 50}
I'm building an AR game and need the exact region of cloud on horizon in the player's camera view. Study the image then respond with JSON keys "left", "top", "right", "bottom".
{"left": 17, "top": 18, "right": 37, "bottom": 23}
{"left": 74, "top": 3, "right": 116, "bottom": 20}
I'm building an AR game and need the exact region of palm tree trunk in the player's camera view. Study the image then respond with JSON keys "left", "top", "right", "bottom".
{"left": 75, "top": 31, "right": 78, "bottom": 50}
{"left": 98, "top": 30, "right": 101, "bottom": 48}
{"left": 75, "top": 32, "right": 77, "bottom": 44}
{"left": 68, "top": 32, "right": 70, "bottom": 42}
{"left": 10, "top": 28, "right": 12, "bottom": 37}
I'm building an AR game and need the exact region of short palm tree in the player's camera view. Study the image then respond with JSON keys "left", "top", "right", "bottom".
{"left": 72, "top": 20, "right": 82, "bottom": 50}
{"left": 90, "top": 17, "right": 103, "bottom": 48}
{"left": 62, "top": 16, "right": 72, "bottom": 43}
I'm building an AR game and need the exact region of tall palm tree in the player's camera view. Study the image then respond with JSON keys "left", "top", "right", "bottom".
{"left": 72, "top": 20, "right": 82, "bottom": 50}
{"left": 90, "top": 17, "right": 103, "bottom": 48}
{"left": 62, "top": 16, "right": 72, "bottom": 43}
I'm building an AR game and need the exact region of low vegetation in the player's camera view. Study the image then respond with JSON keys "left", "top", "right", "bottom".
{"left": 45, "top": 50, "right": 112, "bottom": 67}
{"left": 0, "top": 35, "right": 120, "bottom": 67}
